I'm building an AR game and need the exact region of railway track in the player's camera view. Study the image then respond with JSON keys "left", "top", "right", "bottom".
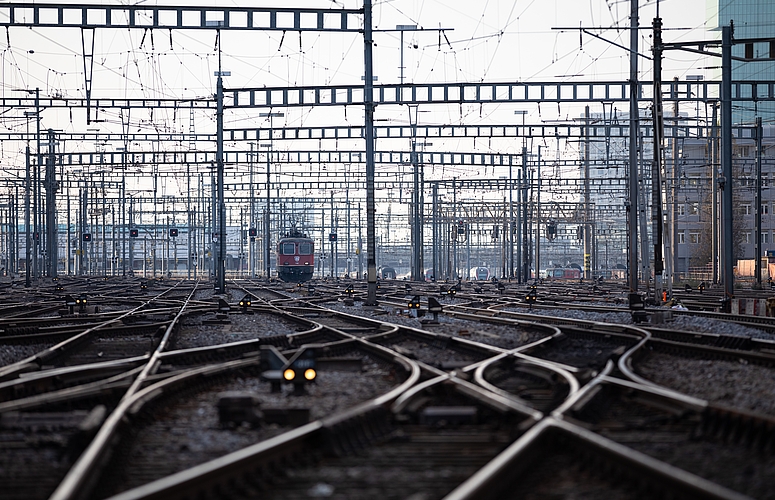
{"left": 561, "top": 376, "right": 775, "bottom": 500}
{"left": 91, "top": 340, "right": 415, "bottom": 499}
{"left": 2, "top": 276, "right": 774, "bottom": 499}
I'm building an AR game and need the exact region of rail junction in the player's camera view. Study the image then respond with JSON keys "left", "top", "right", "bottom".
{"left": 0, "top": 276, "right": 773, "bottom": 499}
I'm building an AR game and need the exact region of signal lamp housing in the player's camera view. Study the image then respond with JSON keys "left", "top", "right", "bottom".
{"left": 239, "top": 294, "right": 253, "bottom": 312}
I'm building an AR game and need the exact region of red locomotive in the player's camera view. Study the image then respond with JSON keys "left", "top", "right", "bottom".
{"left": 549, "top": 267, "right": 581, "bottom": 280}
{"left": 276, "top": 229, "right": 314, "bottom": 282}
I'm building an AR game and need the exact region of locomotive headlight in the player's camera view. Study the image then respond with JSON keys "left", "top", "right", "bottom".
{"left": 283, "top": 369, "right": 296, "bottom": 381}
{"left": 304, "top": 368, "right": 317, "bottom": 381}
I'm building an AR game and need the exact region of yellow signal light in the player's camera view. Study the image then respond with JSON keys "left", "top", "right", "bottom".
{"left": 304, "top": 368, "right": 317, "bottom": 381}
{"left": 283, "top": 369, "right": 296, "bottom": 381}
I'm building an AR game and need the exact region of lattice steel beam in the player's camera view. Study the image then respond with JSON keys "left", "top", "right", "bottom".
{"left": 52, "top": 150, "right": 531, "bottom": 167}
{"left": 0, "top": 121, "right": 735, "bottom": 141}
{"left": 25, "top": 148, "right": 655, "bottom": 168}
{"left": 226, "top": 122, "right": 735, "bottom": 141}
{"left": 226, "top": 80, "right": 775, "bottom": 108}
{"left": 0, "top": 4, "right": 361, "bottom": 31}
{"left": 0, "top": 132, "right": 215, "bottom": 142}
{"left": 2, "top": 80, "right": 774, "bottom": 110}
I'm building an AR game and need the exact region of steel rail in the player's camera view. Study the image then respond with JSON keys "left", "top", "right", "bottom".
{"left": 442, "top": 416, "right": 750, "bottom": 500}
{"left": 0, "top": 282, "right": 187, "bottom": 382}
{"left": 50, "top": 280, "right": 198, "bottom": 500}
{"left": 0, "top": 366, "right": 144, "bottom": 413}
{"left": 472, "top": 351, "right": 580, "bottom": 406}
{"left": 99, "top": 339, "right": 422, "bottom": 500}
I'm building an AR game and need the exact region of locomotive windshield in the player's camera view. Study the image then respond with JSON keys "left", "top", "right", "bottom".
{"left": 281, "top": 243, "right": 296, "bottom": 255}
{"left": 299, "top": 242, "right": 313, "bottom": 255}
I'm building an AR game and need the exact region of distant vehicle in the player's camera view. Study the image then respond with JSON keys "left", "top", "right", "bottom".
{"left": 379, "top": 266, "right": 396, "bottom": 279}
{"left": 469, "top": 267, "right": 490, "bottom": 280}
{"left": 424, "top": 269, "right": 436, "bottom": 281}
{"left": 549, "top": 267, "right": 581, "bottom": 280}
{"left": 276, "top": 229, "right": 314, "bottom": 282}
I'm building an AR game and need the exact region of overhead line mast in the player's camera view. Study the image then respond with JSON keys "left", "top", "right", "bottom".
{"left": 364, "top": 0, "right": 378, "bottom": 305}
{"left": 627, "top": 0, "right": 641, "bottom": 312}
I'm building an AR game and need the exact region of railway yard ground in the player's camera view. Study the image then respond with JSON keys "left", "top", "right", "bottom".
{"left": 2, "top": 275, "right": 775, "bottom": 500}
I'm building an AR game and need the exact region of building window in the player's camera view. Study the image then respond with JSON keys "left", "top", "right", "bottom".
{"left": 762, "top": 232, "right": 769, "bottom": 245}
{"left": 742, "top": 204, "right": 752, "bottom": 215}
{"left": 677, "top": 231, "right": 685, "bottom": 244}
{"left": 689, "top": 232, "right": 701, "bottom": 244}
{"left": 688, "top": 203, "right": 699, "bottom": 215}
{"left": 744, "top": 232, "right": 751, "bottom": 244}
{"left": 677, "top": 204, "right": 686, "bottom": 216}
{"left": 763, "top": 204, "right": 770, "bottom": 215}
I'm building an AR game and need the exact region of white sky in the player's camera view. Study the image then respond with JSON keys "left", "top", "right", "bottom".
{"left": 0, "top": 1, "right": 714, "bottom": 126}
{"left": 0, "top": 0, "right": 719, "bottom": 198}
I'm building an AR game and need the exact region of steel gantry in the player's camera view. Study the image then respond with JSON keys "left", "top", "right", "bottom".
{"left": 0, "top": 120, "right": 760, "bottom": 144}
{"left": 0, "top": 80, "right": 773, "bottom": 111}
{"left": 0, "top": 2, "right": 366, "bottom": 294}
{"left": 3, "top": 1, "right": 775, "bottom": 303}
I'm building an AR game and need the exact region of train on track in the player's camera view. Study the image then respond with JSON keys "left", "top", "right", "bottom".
{"left": 469, "top": 267, "right": 491, "bottom": 280}
{"left": 547, "top": 267, "right": 582, "bottom": 280}
{"left": 379, "top": 266, "right": 397, "bottom": 279}
{"left": 276, "top": 230, "right": 315, "bottom": 282}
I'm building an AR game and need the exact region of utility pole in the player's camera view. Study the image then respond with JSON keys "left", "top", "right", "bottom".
{"left": 584, "top": 107, "right": 592, "bottom": 281}
{"left": 755, "top": 116, "right": 763, "bottom": 286}
{"left": 509, "top": 163, "right": 514, "bottom": 279}
{"left": 214, "top": 37, "right": 228, "bottom": 294}
{"left": 364, "top": 0, "right": 378, "bottom": 305}
{"left": 409, "top": 105, "right": 425, "bottom": 282}
{"left": 627, "top": 0, "right": 640, "bottom": 306}
{"left": 81, "top": 183, "right": 88, "bottom": 276}
{"left": 536, "top": 146, "right": 542, "bottom": 279}
{"left": 432, "top": 183, "right": 438, "bottom": 282}
{"left": 45, "top": 128, "right": 57, "bottom": 278}
{"left": 248, "top": 143, "right": 254, "bottom": 277}
{"left": 259, "top": 112, "right": 284, "bottom": 280}
{"left": 129, "top": 200, "right": 134, "bottom": 275}
{"left": 186, "top": 164, "right": 192, "bottom": 279}
{"left": 720, "top": 24, "right": 734, "bottom": 307}
{"left": 358, "top": 203, "right": 363, "bottom": 280}
{"left": 711, "top": 103, "right": 719, "bottom": 284}
{"left": 651, "top": 15, "right": 665, "bottom": 301}
{"left": 452, "top": 179, "right": 457, "bottom": 280}
{"left": 667, "top": 76, "right": 682, "bottom": 300}
{"left": 34, "top": 88, "right": 41, "bottom": 280}
{"left": 346, "top": 188, "right": 351, "bottom": 278}
{"left": 522, "top": 147, "right": 530, "bottom": 282}
{"left": 638, "top": 129, "right": 650, "bottom": 290}
{"left": 24, "top": 146, "right": 31, "bottom": 286}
